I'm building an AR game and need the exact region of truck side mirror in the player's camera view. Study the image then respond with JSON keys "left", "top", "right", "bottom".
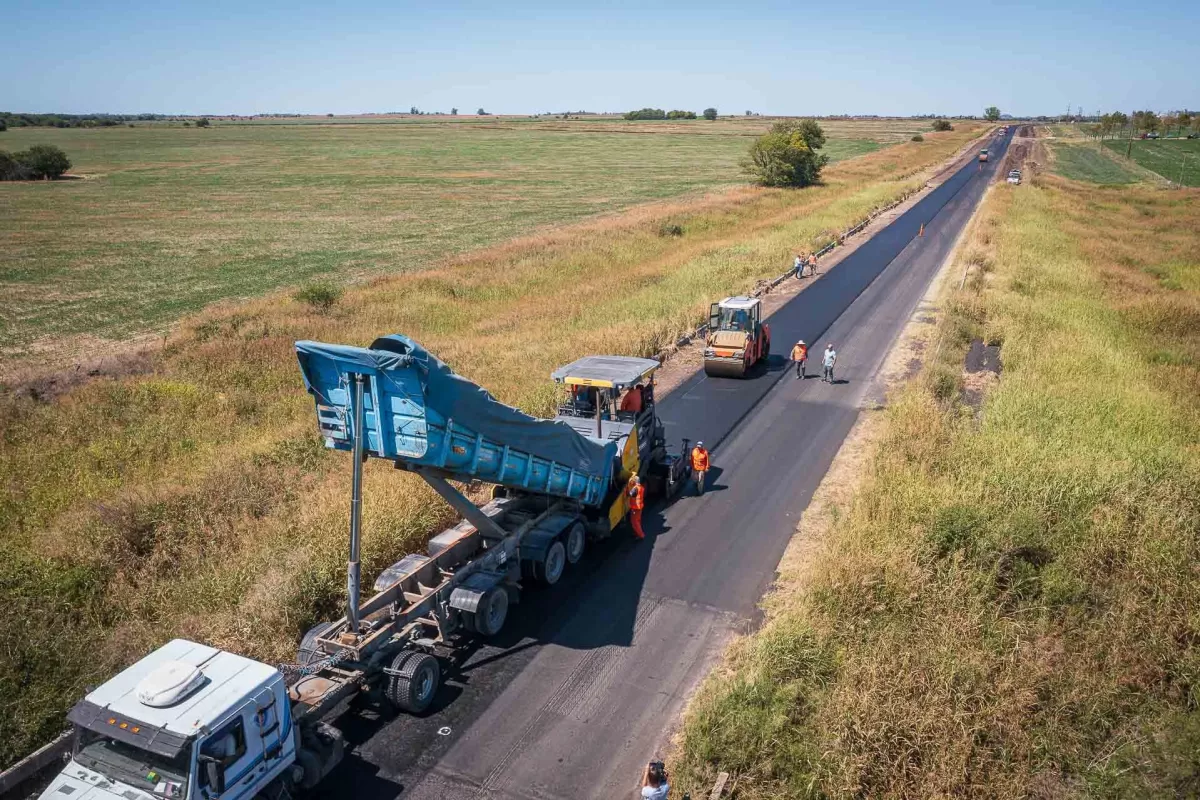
{"left": 201, "top": 757, "right": 225, "bottom": 794}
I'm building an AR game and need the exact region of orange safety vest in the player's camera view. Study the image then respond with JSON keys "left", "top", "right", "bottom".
{"left": 792, "top": 344, "right": 808, "bottom": 361}
{"left": 627, "top": 482, "right": 645, "bottom": 511}
{"left": 691, "top": 447, "right": 710, "bottom": 471}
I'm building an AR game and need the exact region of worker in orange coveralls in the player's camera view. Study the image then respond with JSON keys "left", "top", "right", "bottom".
{"left": 626, "top": 474, "right": 646, "bottom": 539}
{"left": 691, "top": 441, "right": 710, "bottom": 496}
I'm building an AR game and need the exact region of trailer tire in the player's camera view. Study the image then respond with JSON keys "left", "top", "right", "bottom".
{"left": 386, "top": 651, "right": 441, "bottom": 714}
{"left": 534, "top": 540, "right": 566, "bottom": 585}
{"left": 295, "top": 747, "right": 323, "bottom": 790}
{"left": 564, "top": 522, "right": 586, "bottom": 565}
{"left": 463, "top": 585, "right": 509, "bottom": 636}
{"left": 297, "top": 622, "right": 333, "bottom": 667}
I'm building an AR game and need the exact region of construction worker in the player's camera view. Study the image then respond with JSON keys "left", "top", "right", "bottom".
{"left": 822, "top": 343, "right": 837, "bottom": 383}
{"left": 690, "top": 441, "right": 710, "bottom": 496}
{"left": 619, "top": 383, "right": 644, "bottom": 414}
{"left": 809, "top": 252, "right": 819, "bottom": 275}
{"left": 793, "top": 253, "right": 804, "bottom": 279}
{"left": 626, "top": 474, "right": 646, "bottom": 539}
{"left": 791, "top": 339, "right": 808, "bottom": 379}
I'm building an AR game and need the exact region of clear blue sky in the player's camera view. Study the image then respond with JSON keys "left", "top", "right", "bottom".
{"left": 4, "top": 0, "right": 1196, "bottom": 116}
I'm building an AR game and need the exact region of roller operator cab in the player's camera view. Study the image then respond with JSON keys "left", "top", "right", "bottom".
{"left": 704, "top": 296, "right": 771, "bottom": 378}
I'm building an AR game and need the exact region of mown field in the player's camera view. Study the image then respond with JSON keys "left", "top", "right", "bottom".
{"left": 674, "top": 171, "right": 1200, "bottom": 796}
{"left": 0, "top": 117, "right": 934, "bottom": 372}
{"left": 1103, "top": 138, "right": 1200, "bottom": 187}
{"left": 0, "top": 122, "right": 986, "bottom": 766}
{"left": 1051, "top": 143, "right": 1142, "bottom": 184}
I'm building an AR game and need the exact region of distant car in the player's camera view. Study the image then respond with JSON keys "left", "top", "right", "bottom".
{"left": 979, "top": 149, "right": 990, "bottom": 163}
{"left": 1189, "top": 133, "right": 1199, "bottom": 139}
{"left": 1148, "top": 131, "right": 1160, "bottom": 139}
{"left": 1007, "top": 170, "right": 1021, "bottom": 185}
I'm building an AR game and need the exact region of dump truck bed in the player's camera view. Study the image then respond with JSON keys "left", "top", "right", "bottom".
{"left": 296, "top": 335, "right": 617, "bottom": 506}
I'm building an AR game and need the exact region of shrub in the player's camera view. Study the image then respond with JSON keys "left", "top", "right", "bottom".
{"left": 932, "top": 119, "right": 954, "bottom": 132}
{"left": 0, "top": 119, "right": 6, "bottom": 132}
{"left": 0, "top": 150, "right": 31, "bottom": 180}
{"left": 658, "top": 222, "right": 684, "bottom": 237}
{"left": 666, "top": 110, "right": 697, "bottom": 120}
{"left": 293, "top": 281, "right": 343, "bottom": 311}
{"left": 703, "top": 107, "right": 718, "bottom": 121}
{"left": 196, "top": 118, "right": 211, "bottom": 128}
{"left": 912, "top": 134, "right": 925, "bottom": 142}
{"left": 742, "top": 119, "right": 830, "bottom": 187}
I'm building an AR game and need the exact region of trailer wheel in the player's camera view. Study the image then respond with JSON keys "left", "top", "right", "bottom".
{"left": 386, "top": 651, "right": 441, "bottom": 714}
{"left": 535, "top": 540, "right": 566, "bottom": 585}
{"left": 294, "top": 747, "right": 323, "bottom": 790}
{"left": 297, "top": 622, "right": 333, "bottom": 666}
{"left": 564, "top": 522, "right": 586, "bottom": 565}
{"left": 464, "top": 585, "right": 509, "bottom": 636}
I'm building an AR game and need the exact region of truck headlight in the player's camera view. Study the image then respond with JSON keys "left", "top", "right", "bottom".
{"left": 704, "top": 348, "right": 716, "bottom": 357}
{"left": 732, "top": 350, "right": 744, "bottom": 359}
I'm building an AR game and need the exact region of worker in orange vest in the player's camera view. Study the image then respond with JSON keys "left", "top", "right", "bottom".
{"left": 691, "top": 441, "right": 710, "bottom": 496}
{"left": 626, "top": 474, "right": 646, "bottom": 539}
{"left": 790, "top": 339, "right": 808, "bottom": 379}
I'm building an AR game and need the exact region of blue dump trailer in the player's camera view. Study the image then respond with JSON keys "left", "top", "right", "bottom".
{"left": 284, "top": 335, "right": 690, "bottom": 725}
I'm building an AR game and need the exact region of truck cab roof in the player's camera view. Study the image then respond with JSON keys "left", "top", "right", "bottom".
{"left": 68, "top": 639, "right": 278, "bottom": 757}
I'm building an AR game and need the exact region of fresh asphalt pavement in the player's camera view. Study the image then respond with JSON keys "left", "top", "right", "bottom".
{"left": 320, "top": 128, "right": 1015, "bottom": 800}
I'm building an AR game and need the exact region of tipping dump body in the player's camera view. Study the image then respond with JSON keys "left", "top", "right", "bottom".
{"left": 296, "top": 335, "right": 616, "bottom": 507}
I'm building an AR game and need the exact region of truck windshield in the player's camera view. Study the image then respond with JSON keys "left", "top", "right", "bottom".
{"left": 74, "top": 729, "right": 190, "bottom": 799}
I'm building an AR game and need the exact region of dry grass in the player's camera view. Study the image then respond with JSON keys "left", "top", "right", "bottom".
{"left": 0, "top": 124, "right": 986, "bottom": 766}
{"left": 673, "top": 175, "right": 1200, "bottom": 798}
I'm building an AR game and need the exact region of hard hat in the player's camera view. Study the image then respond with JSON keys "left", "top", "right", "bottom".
{"left": 798, "top": 339, "right": 805, "bottom": 345}
{"left": 696, "top": 441, "right": 704, "bottom": 447}
{"left": 632, "top": 474, "right": 641, "bottom": 483}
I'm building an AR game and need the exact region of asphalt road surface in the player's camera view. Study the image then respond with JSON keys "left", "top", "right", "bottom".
{"left": 321, "top": 128, "right": 1015, "bottom": 800}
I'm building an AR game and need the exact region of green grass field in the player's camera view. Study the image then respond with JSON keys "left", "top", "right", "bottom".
{"left": 1103, "top": 138, "right": 1200, "bottom": 186}
{"left": 1052, "top": 143, "right": 1142, "bottom": 184}
{"left": 0, "top": 118, "right": 926, "bottom": 370}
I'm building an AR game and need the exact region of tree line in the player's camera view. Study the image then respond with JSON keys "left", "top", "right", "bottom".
{"left": 624, "top": 108, "right": 720, "bottom": 120}
{"left": 1, "top": 112, "right": 165, "bottom": 128}
{"left": 1086, "top": 110, "right": 1197, "bottom": 139}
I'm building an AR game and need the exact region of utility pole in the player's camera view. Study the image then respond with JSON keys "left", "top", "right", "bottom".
{"left": 1126, "top": 110, "right": 1136, "bottom": 159}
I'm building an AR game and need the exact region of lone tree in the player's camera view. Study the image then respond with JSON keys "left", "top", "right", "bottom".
{"left": 932, "top": 119, "right": 953, "bottom": 131}
{"left": 984, "top": 106, "right": 1001, "bottom": 122}
{"left": 703, "top": 107, "right": 718, "bottom": 121}
{"left": 451, "top": 107, "right": 458, "bottom": 115}
{"left": 742, "top": 119, "right": 829, "bottom": 188}
{"left": 196, "top": 117, "right": 211, "bottom": 128}
{"left": 3, "top": 144, "right": 72, "bottom": 180}
{"left": 477, "top": 107, "right": 487, "bottom": 115}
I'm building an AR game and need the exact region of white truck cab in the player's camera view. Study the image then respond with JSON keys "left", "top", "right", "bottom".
{"left": 41, "top": 640, "right": 296, "bottom": 800}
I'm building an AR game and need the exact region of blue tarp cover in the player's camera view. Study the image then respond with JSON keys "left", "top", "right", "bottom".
{"left": 295, "top": 335, "right": 613, "bottom": 477}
